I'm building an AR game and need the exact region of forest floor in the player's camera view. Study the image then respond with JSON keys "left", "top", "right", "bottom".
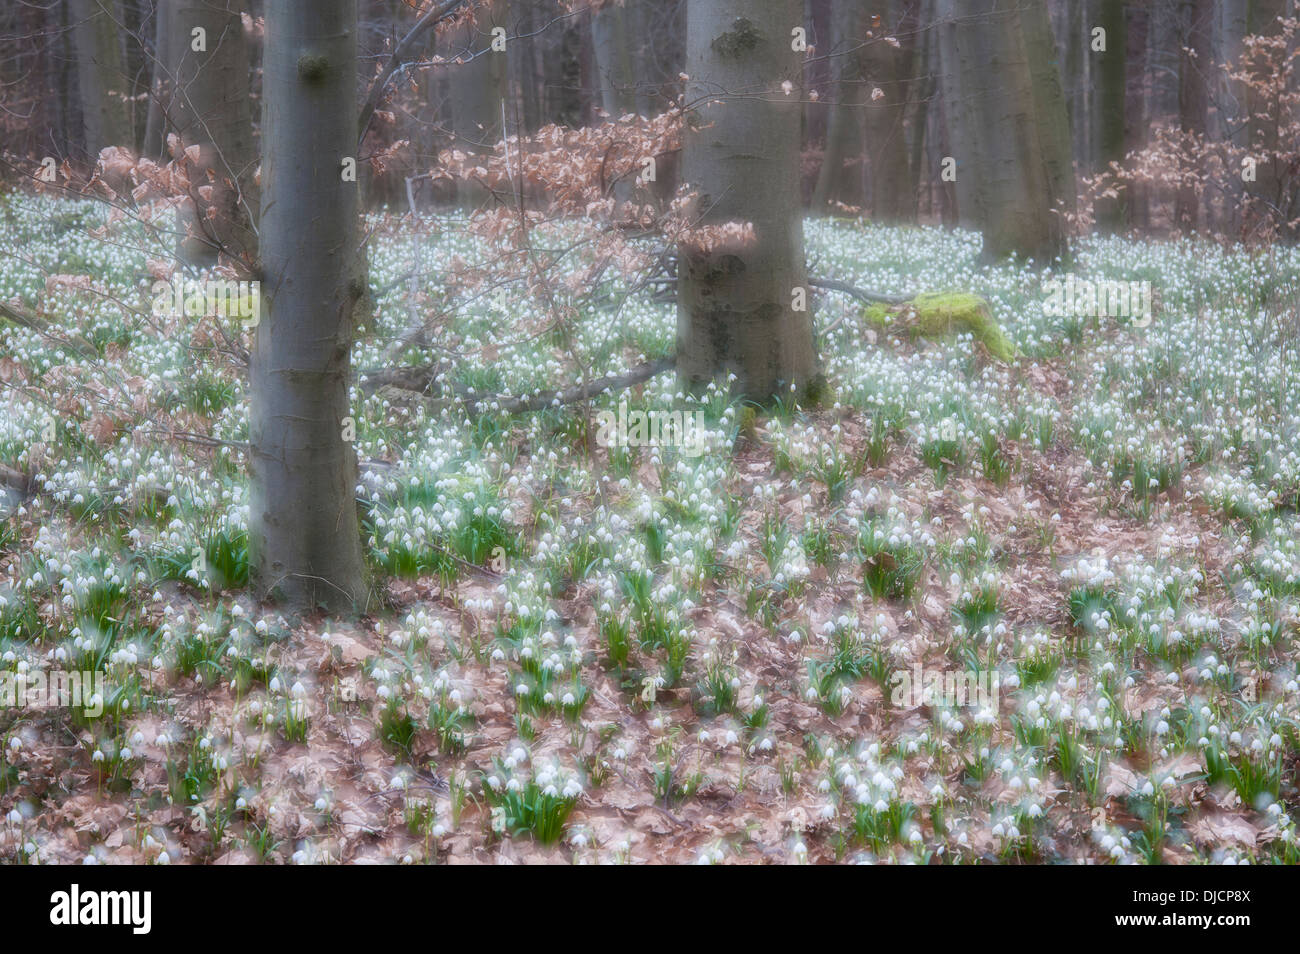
{"left": 1, "top": 196, "right": 1298, "bottom": 864}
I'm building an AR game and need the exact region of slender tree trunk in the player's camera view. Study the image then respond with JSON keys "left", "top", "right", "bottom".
{"left": 1210, "top": 0, "right": 1249, "bottom": 232}
{"left": 579, "top": 7, "right": 596, "bottom": 128}
{"left": 1094, "top": 0, "right": 1126, "bottom": 230}
{"left": 938, "top": 0, "right": 1065, "bottom": 262}
{"left": 71, "top": 0, "right": 132, "bottom": 158}
{"left": 143, "top": 0, "right": 174, "bottom": 160}
{"left": 802, "top": 0, "right": 830, "bottom": 158}
{"left": 591, "top": 0, "right": 638, "bottom": 120}
{"left": 120, "top": 0, "right": 148, "bottom": 150}
{"left": 1149, "top": 0, "right": 1182, "bottom": 124}
{"left": 862, "top": 0, "right": 916, "bottom": 221}
{"left": 1215, "top": 0, "right": 1248, "bottom": 144}
{"left": 450, "top": 0, "right": 508, "bottom": 208}
{"left": 1147, "top": 0, "right": 1181, "bottom": 230}
{"left": 1247, "top": 0, "right": 1286, "bottom": 209}
{"left": 908, "top": 0, "right": 937, "bottom": 221}
{"left": 677, "top": 0, "right": 817, "bottom": 401}
{"left": 591, "top": 0, "right": 640, "bottom": 204}
{"left": 1071, "top": 0, "right": 1091, "bottom": 170}
{"left": 58, "top": 0, "right": 77, "bottom": 159}
{"left": 512, "top": 0, "right": 540, "bottom": 133}
{"left": 1124, "top": 3, "right": 1150, "bottom": 229}
{"left": 628, "top": 0, "right": 657, "bottom": 116}
{"left": 935, "top": 0, "right": 964, "bottom": 227}
{"left": 1022, "top": 0, "right": 1076, "bottom": 230}
{"left": 1177, "top": 0, "right": 1212, "bottom": 230}
{"left": 170, "top": 0, "right": 257, "bottom": 267}
{"left": 811, "top": 0, "right": 866, "bottom": 211}
{"left": 250, "top": 0, "right": 368, "bottom": 614}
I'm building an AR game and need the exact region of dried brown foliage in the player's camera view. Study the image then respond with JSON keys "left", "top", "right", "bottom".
{"left": 1074, "top": 17, "right": 1300, "bottom": 245}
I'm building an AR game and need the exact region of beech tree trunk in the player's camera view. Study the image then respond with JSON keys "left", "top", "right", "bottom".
{"left": 862, "top": 0, "right": 916, "bottom": 222}
{"left": 170, "top": 0, "right": 257, "bottom": 266}
{"left": 512, "top": 0, "right": 541, "bottom": 132}
{"left": 591, "top": 0, "right": 638, "bottom": 120}
{"left": 1093, "top": 0, "right": 1126, "bottom": 230}
{"left": 908, "top": 0, "right": 938, "bottom": 221}
{"left": 250, "top": 0, "right": 368, "bottom": 614}
{"left": 1021, "top": 0, "right": 1075, "bottom": 227}
{"left": 1246, "top": 0, "right": 1285, "bottom": 210}
{"left": 812, "top": 0, "right": 865, "bottom": 211}
{"left": 938, "top": 0, "right": 1066, "bottom": 263}
{"left": 1060, "top": 0, "right": 1090, "bottom": 171}
{"left": 450, "top": 0, "right": 509, "bottom": 208}
{"left": 71, "top": 0, "right": 132, "bottom": 158}
{"left": 142, "top": 0, "right": 174, "bottom": 160}
{"left": 1124, "top": 3, "right": 1150, "bottom": 229}
{"left": 677, "top": 0, "right": 817, "bottom": 401}
{"left": 1215, "top": 0, "right": 1249, "bottom": 145}
{"left": 1177, "top": 0, "right": 1213, "bottom": 230}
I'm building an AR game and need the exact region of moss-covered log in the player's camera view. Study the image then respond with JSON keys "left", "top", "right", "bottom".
{"left": 863, "top": 292, "right": 1018, "bottom": 363}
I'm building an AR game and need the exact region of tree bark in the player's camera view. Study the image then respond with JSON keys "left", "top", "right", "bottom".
{"left": 811, "top": 0, "right": 866, "bottom": 211}
{"left": 938, "top": 0, "right": 1066, "bottom": 263}
{"left": 1245, "top": 0, "right": 1286, "bottom": 210}
{"left": 677, "top": 0, "right": 817, "bottom": 401}
{"left": 450, "top": 0, "right": 508, "bottom": 208}
{"left": 907, "top": 0, "right": 938, "bottom": 221}
{"left": 71, "top": 0, "right": 132, "bottom": 158}
{"left": 1215, "top": 0, "right": 1249, "bottom": 145}
{"left": 1021, "top": 0, "right": 1075, "bottom": 226}
{"left": 142, "top": 0, "right": 174, "bottom": 160}
{"left": 1124, "top": 2, "right": 1150, "bottom": 229}
{"left": 862, "top": 0, "right": 916, "bottom": 222}
{"left": 1093, "top": 0, "right": 1126, "bottom": 230}
{"left": 1176, "top": 0, "right": 1213, "bottom": 230}
{"left": 512, "top": 0, "right": 541, "bottom": 132}
{"left": 1063, "top": 0, "right": 1090, "bottom": 171}
{"left": 591, "top": 0, "right": 639, "bottom": 121}
{"left": 250, "top": 0, "right": 368, "bottom": 614}
{"left": 169, "top": 0, "right": 257, "bottom": 267}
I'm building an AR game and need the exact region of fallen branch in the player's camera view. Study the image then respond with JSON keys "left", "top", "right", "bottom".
{"left": 0, "top": 299, "right": 98, "bottom": 358}
{"left": 356, "top": 362, "right": 450, "bottom": 394}
{"left": 483, "top": 355, "right": 675, "bottom": 414}
{"left": 366, "top": 355, "right": 676, "bottom": 416}
{"left": 808, "top": 277, "right": 913, "bottom": 305}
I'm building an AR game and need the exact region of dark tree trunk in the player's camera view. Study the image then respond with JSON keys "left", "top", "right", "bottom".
{"left": 677, "top": 0, "right": 817, "bottom": 401}
{"left": 591, "top": 0, "right": 638, "bottom": 120}
{"left": 1124, "top": 3, "right": 1150, "bottom": 229}
{"left": 170, "top": 0, "right": 257, "bottom": 267}
{"left": 450, "top": 0, "right": 508, "bottom": 208}
{"left": 862, "top": 0, "right": 917, "bottom": 222}
{"left": 71, "top": 0, "right": 132, "bottom": 158}
{"left": 811, "top": 0, "right": 866, "bottom": 211}
{"left": 1177, "top": 0, "right": 1213, "bottom": 230}
{"left": 1094, "top": 0, "right": 1126, "bottom": 230}
{"left": 250, "top": 0, "right": 368, "bottom": 613}
{"left": 938, "top": 0, "right": 1067, "bottom": 262}
{"left": 142, "top": 0, "right": 174, "bottom": 160}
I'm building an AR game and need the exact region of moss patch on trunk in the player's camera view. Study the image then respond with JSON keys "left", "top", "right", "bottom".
{"left": 863, "top": 292, "right": 1018, "bottom": 363}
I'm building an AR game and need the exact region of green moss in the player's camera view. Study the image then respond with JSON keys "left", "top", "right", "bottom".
{"left": 861, "top": 292, "right": 1018, "bottom": 363}
{"left": 863, "top": 303, "right": 891, "bottom": 327}
{"left": 737, "top": 405, "right": 759, "bottom": 441}
{"left": 802, "top": 372, "right": 832, "bottom": 407}
{"left": 711, "top": 18, "right": 762, "bottom": 58}
{"left": 297, "top": 53, "right": 330, "bottom": 84}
